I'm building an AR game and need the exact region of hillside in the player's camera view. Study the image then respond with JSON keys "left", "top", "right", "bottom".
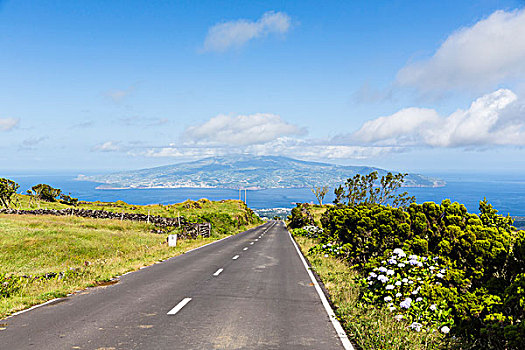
{"left": 78, "top": 155, "right": 444, "bottom": 190}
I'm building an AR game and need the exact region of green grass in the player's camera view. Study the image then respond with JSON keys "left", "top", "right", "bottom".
{"left": 294, "top": 235, "right": 447, "bottom": 350}
{"left": 13, "top": 194, "right": 252, "bottom": 220}
{"left": 0, "top": 211, "right": 260, "bottom": 319}
{"left": 8, "top": 194, "right": 261, "bottom": 236}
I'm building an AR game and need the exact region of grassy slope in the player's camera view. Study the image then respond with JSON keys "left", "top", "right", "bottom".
{"left": 10, "top": 194, "right": 260, "bottom": 234}
{"left": 294, "top": 235, "right": 446, "bottom": 350}
{"left": 0, "top": 198, "right": 261, "bottom": 318}
{"left": 14, "top": 194, "right": 251, "bottom": 220}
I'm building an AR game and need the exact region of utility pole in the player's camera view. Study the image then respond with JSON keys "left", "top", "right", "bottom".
{"left": 245, "top": 188, "right": 247, "bottom": 206}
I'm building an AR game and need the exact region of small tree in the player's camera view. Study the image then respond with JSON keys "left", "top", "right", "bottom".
{"left": 59, "top": 193, "right": 78, "bottom": 206}
{"left": 334, "top": 171, "right": 415, "bottom": 208}
{"left": 311, "top": 185, "right": 329, "bottom": 205}
{"left": 30, "top": 184, "right": 62, "bottom": 202}
{"left": 0, "top": 178, "right": 20, "bottom": 208}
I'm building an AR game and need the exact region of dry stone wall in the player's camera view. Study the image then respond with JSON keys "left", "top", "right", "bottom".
{"left": 0, "top": 208, "right": 213, "bottom": 237}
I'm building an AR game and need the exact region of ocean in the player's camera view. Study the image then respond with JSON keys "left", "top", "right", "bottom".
{"left": 1, "top": 172, "right": 524, "bottom": 216}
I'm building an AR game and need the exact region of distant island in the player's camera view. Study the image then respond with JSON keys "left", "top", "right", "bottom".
{"left": 77, "top": 155, "right": 445, "bottom": 190}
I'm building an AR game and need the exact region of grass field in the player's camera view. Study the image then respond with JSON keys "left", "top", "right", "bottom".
{"left": 0, "top": 197, "right": 261, "bottom": 319}
{"left": 293, "top": 235, "right": 447, "bottom": 350}
{"left": 13, "top": 194, "right": 254, "bottom": 223}
{"left": 7, "top": 194, "right": 261, "bottom": 236}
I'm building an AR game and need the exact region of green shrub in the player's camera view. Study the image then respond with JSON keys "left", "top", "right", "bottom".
{"left": 0, "top": 273, "right": 23, "bottom": 298}
{"left": 287, "top": 203, "right": 315, "bottom": 229}
{"left": 317, "top": 198, "right": 525, "bottom": 348}
{"left": 361, "top": 249, "right": 454, "bottom": 334}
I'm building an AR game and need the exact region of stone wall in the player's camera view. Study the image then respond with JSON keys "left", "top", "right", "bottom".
{"left": 0, "top": 207, "right": 210, "bottom": 229}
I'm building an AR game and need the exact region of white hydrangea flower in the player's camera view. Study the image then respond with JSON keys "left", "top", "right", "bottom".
{"left": 377, "top": 275, "right": 389, "bottom": 283}
{"left": 396, "top": 293, "right": 402, "bottom": 298}
{"left": 402, "top": 278, "right": 409, "bottom": 283}
{"left": 430, "top": 304, "right": 437, "bottom": 311}
{"left": 395, "top": 281, "right": 402, "bottom": 286}
{"left": 393, "top": 248, "right": 406, "bottom": 258}
{"left": 409, "top": 322, "right": 423, "bottom": 332}
{"left": 386, "top": 284, "right": 395, "bottom": 290}
{"left": 441, "top": 326, "right": 450, "bottom": 334}
{"left": 388, "top": 258, "right": 398, "bottom": 265}
{"left": 384, "top": 296, "right": 393, "bottom": 302}
{"left": 386, "top": 269, "right": 395, "bottom": 276}
{"left": 400, "top": 297, "right": 412, "bottom": 309}
{"left": 378, "top": 266, "right": 388, "bottom": 273}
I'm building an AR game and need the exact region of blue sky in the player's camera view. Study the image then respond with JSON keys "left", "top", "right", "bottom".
{"left": 1, "top": 0, "right": 525, "bottom": 173}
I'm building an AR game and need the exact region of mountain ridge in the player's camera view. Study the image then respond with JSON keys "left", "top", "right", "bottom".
{"left": 78, "top": 155, "right": 445, "bottom": 190}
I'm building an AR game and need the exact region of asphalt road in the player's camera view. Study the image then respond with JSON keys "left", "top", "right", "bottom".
{"left": 1, "top": 221, "right": 348, "bottom": 350}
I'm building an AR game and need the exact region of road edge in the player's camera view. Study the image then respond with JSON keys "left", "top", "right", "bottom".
{"left": 286, "top": 224, "right": 355, "bottom": 350}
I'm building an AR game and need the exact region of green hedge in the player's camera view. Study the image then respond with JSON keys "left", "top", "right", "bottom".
{"left": 318, "top": 199, "right": 524, "bottom": 349}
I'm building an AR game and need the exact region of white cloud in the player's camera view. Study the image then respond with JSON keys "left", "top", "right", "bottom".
{"left": 354, "top": 108, "right": 440, "bottom": 145}
{"left": 93, "top": 141, "right": 123, "bottom": 152}
{"left": 351, "top": 89, "right": 525, "bottom": 148}
{"left": 203, "top": 11, "right": 291, "bottom": 52}
{"left": 141, "top": 146, "right": 223, "bottom": 159}
{"left": 141, "top": 137, "right": 395, "bottom": 162}
{"left": 397, "top": 9, "right": 525, "bottom": 93}
{"left": 183, "top": 113, "right": 305, "bottom": 146}
{"left": 0, "top": 117, "right": 19, "bottom": 131}
{"left": 245, "top": 137, "right": 395, "bottom": 160}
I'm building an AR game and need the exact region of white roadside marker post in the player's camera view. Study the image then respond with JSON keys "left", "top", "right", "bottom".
{"left": 168, "top": 234, "right": 177, "bottom": 247}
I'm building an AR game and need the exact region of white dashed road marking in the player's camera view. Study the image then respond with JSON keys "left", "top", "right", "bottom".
{"left": 167, "top": 298, "right": 192, "bottom": 315}
{"left": 232, "top": 255, "right": 239, "bottom": 260}
{"left": 213, "top": 268, "right": 223, "bottom": 276}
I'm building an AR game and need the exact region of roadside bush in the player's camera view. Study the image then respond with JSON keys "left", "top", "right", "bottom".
{"left": 361, "top": 248, "right": 454, "bottom": 334}
{"left": 320, "top": 204, "right": 411, "bottom": 265}
{"left": 287, "top": 203, "right": 315, "bottom": 229}
{"left": 292, "top": 226, "right": 324, "bottom": 239}
{"left": 197, "top": 212, "right": 236, "bottom": 235}
{"left": 318, "top": 199, "right": 525, "bottom": 348}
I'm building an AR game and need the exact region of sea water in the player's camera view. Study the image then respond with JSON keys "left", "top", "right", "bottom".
{"left": 1, "top": 172, "right": 524, "bottom": 216}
